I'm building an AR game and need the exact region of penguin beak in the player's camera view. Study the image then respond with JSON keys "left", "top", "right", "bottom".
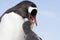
{"left": 28, "top": 15, "right": 37, "bottom": 26}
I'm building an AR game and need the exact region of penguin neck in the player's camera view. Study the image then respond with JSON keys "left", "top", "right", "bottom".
{"left": 0, "top": 12, "right": 25, "bottom": 40}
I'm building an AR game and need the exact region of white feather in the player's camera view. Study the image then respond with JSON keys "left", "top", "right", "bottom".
{"left": 28, "top": 6, "right": 37, "bottom": 13}
{"left": 0, "top": 12, "right": 25, "bottom": 40}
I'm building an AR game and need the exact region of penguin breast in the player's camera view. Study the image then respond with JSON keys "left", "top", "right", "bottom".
{"left": 0, "top": 12, "right": 25, "bottom": 40}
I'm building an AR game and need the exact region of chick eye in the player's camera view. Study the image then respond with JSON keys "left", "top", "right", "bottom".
{"left": 28, "top": 6, "right": 37, "bottom": 14}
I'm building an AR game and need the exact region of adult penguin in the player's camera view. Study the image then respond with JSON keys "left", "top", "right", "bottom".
{"left": 0, "top": 0, "right": 37, "bottom": 40}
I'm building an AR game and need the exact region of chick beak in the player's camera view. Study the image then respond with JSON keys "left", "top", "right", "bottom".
{"left": 28, "top": 15, "right": 37, "bottom": 26}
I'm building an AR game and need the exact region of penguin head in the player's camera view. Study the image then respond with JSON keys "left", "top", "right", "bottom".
{"left": 5, "top": 1, "right": 37, "bottom": 25}
{"left": 17, "top": 1, "right": 37, "bottom": 25}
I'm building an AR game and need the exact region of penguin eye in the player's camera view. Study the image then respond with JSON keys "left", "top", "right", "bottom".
{"left": 28, "top": 6, "right": 37, "bottom": 17}
{"left": 31, "top": 9, "right": 37, "bottom": 17}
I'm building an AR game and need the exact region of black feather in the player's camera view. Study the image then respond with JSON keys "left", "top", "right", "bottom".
{"left": 23, "top": 21, "right": 42, "bottom": 40}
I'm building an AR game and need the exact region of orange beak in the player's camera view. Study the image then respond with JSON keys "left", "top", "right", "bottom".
{"left": 28, "top": 15, "right": 37, "bottom": 26}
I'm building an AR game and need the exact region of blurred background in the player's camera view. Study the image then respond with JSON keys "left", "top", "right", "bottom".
{"left": 0, "top": 0, "right": 60, "bottom": 40}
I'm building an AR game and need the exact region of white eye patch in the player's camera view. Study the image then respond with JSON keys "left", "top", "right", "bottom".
{"left": 28, "top": 6, "right": 37, "bottom": 13}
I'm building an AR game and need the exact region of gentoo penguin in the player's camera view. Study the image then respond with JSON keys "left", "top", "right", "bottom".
{"left": 0, "top": 1, "right": 37, "bottom": 40}
{"left": 23, "top": 21, "right": 42, "bottom": 40}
